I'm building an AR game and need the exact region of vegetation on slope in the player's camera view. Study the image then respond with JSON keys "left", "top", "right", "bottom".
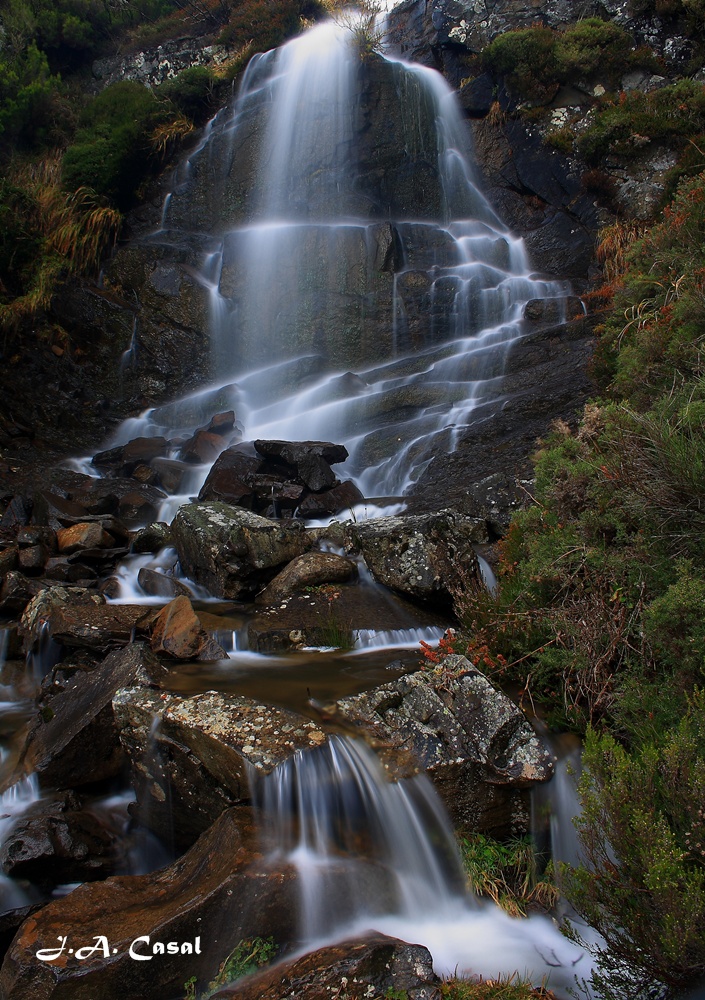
{"left": 443, "top": 168, "right": 705, "bottom": 997}
{"left": 0, "top": 0, "right": 328, "bottom": 339}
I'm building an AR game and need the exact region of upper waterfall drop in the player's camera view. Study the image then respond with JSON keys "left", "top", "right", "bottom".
{"left": 129, "top": 17, "right": 571, "bottom": 500}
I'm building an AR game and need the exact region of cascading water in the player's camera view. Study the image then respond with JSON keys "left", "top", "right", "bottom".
{"left": 106, "top": 16, "right": 570, "bottom": 504}
{"left": 255, "top": 735, "right": 590, "bottom": 992}
{"left": 42, "top": 25, "right": 594, "bottom": 989}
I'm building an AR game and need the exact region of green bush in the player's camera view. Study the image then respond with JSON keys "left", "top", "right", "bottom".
{"left": 556, "top": 18, "right": 644, "bottom": 82}
{"left": 61, "top": 80, "right": 167, "bottom": 208}
{"left": 643, "top": 562, "right": 705, "bottom": 676}
{"left": 563, "top": 706, "right": 705, "bottom": 999}
{"left": 158, "top": 65, "right": 219, "bottom": 123}
{"left": 482, "top": 26, "right": 559, "bottom": 102}
{"left": 0, "top": 43, "right": 61, "bottom": 146}
{"left": 482, "top": 19, "right": 655, "bottom": 104}
{"left": 577, "top": 79, "right": 705, "bottom": 164}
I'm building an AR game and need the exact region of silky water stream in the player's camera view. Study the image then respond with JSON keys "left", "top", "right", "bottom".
{"left": 0, "top": 16, "right": 593, "bottom": 995}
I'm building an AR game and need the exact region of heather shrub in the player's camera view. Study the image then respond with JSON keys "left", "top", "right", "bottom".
{"left": 598, "top": 170, "right": 705, "bottom": 401}
{"left": 482, "top": 20, "right": 655, "bottom": 104}
{"left": 481, "top": 26, "right": 559, "bottom": 102}
{"left": 576, "top": 79, "right": 705, "bottom": 164}
{"left": 562, "top": 703, "right": 705, "bottom": 999}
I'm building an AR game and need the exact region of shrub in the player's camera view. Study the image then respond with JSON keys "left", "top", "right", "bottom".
{"left": 482, "top": 20, "right": 654, "bottom": 105}
{"left": 482, "top": 27, "right": 559, "bottom": 103}
{"left": 555, "top": 18, "right": 637, "bottom": 84}
{"left": 562, "top": 704, "right": 705, "bottom": 999}
{"left": 158, "top": 65, "right": 219, "bottom": 122}
{"left": 576, "top": 79, "right": 705, "bottom": 164}
{"left": 0, "top": 43, "right": 61, "bottom": 147}
{"left": 642, "top": 562, "right": 705, "bottom": 676}
{"left": 61, "top": 80, "right": 167, "bottom": 208}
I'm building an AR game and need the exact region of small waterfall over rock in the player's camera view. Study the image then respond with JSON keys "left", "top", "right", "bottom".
{"left": 115, "top": 17, "right": 571, "bottom": 499}
{"left": 255, "top": 735, "right": 590, "bottom": 991}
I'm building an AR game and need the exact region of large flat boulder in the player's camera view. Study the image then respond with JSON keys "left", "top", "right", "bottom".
{"left": 113, "top": 688, "right": 326, "bottom": 848}
{"left": 335, "top": 656, "right": 554, "bottom": 836}
{"left": 19, "top": 587, "right": 148, "bottom": 653}
{"left": 171, "top": 502, "right": 313, "bottom": 599}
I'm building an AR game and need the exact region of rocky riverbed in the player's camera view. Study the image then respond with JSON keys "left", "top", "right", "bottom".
{"left": 0, "top": 421, "right": 574, "bottom": 998}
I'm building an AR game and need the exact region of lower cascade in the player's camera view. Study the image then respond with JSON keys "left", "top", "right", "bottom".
{"left": 255, "top": 735, "right": 590, "bottom": 990}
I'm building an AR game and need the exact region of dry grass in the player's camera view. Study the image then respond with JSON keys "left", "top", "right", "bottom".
{"left": 596, "top": 220, "right": 648, "bottom": 285}
{"left": 151, "top": 113, "right": 195, "bottom": 154}
{"left": 0, "top": 154, "right": 121, "bottom": 332}
{"left": 442, "top": 972, "right": 558, "bottom": 999}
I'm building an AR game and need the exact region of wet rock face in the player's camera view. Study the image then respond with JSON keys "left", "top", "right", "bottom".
{"left": 407, "top": 317, "right": 595, "bottom": 527}
{"left": 212, "top": 935, "right": 442, "bottom": 1000}
{"left": 0, "top": 793, "right": 121, "bottom": 889}
{"left": 0, "top": 809, "right": 294, "bottom": 1000}
{"left": 171, "top": 502, "right": 313, "bottom": 599}
{"left": 113, "top": 687, "right": 327, "bottom": 848}
{"left": 18, "top": 644, "right": 167, "bottom": 790}
{"left": 335, "top": 658, "right": 554, "bottom": 835}
{"left": 347, "top": 509, "right": 487, "bottom": 606}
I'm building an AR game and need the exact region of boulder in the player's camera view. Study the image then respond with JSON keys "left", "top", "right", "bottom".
{"left": 0, "top": 809, "right": 295, "bottom": 1000}
{"left": 113, "top": 688, "right": 326, "bottom": 848}
{"left": 19, "top": 588, "right": 148, "bottom": 653}
{"left": 18, "top": 644, "right": 167, "bottom": 789}
{"left": 131, "top": 522, "right": 172, "bottom": 554}
{"left": 147, "top": 595, "right": 228, "bottom": 660}
{"left": 296, "top": 480, "right": 364, "bottom": 517}
{"left": 91, "top": 437, "right": 169, "bottom": 475}
{"left": 198, "top": 447, "right": 262, "bottom": 504}
{"left": 179, "top": 429, "right": 228, "bottom": 464}
{"left": 335, "top": 657, "right": 554, "bottom": 835}
{"left": 171, "top": 502, "right": 313, "bottom": 599}
{"left": 212, "top": 935, "right": 442, "bottom": 1000}
{"left": 150, "top": 457, "right": 189, "bottom": 494}
{"left": 56, "top": 523, "right": 116, "bottom": 554}
{"left": 255, "top": 552, "right": 358, "bottom": 605}
{"left": 67, "top": 478, "right": 166, "bottom": 524}
{"left": 347, "top": 509, "right": 487, "bottom": 605}
{"left": 136, "top": 567, "right": 192, "bottom": 599}
{"left": 0, "top": 792, "right": 122, "bottom": 889}
{"left": 253, "top": 440, "right": 349, "bottom": 468}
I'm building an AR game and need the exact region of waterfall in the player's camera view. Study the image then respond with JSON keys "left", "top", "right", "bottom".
{"left": 254, "top": 735, "right": 591, "bottom": 993}
{"left": 106, "top": 17, "right": 570, "bottom": 503}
